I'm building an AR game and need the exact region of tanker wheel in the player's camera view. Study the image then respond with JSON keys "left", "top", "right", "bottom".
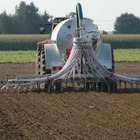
{"left": 35, "top": 48, "right": 41, "bottom": 75}
{"left": 40, "top": 48, "right": 62, "bottom": 92}
{"left": 102, "top": 49, "right": 117, "bottom": 93}
{"left": 109, "top": 49, "right": 115, "bottom": 73}
{"left": 110, "top": 49, "right": 117, "bottom": 92}
{"left": 40, "top": 48, "right": 51, "bottom": 91}
{"left": 40, "top": 48, "right": 51, "bottom": 75}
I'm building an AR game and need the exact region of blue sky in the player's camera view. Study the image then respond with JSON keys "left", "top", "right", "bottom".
{"left": 1, "top": 0, "right": 140, "bottom": 31}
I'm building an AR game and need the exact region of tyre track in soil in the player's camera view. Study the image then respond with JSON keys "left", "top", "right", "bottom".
{"left": 0, "top": 63, "right": 140, "bottom": 139}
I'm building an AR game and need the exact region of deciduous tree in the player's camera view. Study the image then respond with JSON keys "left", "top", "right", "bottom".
{"left": 114, "top": 13, "right": 140, "bottom": 34}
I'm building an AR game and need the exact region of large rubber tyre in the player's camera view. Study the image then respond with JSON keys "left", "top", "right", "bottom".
{"left": 110, "top": 49, "right": 117, "bottom": 92}
{"left": 40, "top": 48, "right": 51, "bottom": 75}
{"left": 110, "top": 49, "right": 115, "bottom": 73}
{"left": 40, "top": 48, "right": 62, "bottom": 92}
{"left": 40, "top": 48, "right": 51, "bottom": 91}
{"left": 102, "top": 49, "right": 117, "bottom": 93}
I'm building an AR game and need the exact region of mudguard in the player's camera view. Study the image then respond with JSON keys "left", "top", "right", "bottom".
{"left": 96, "top": 43, "right": 112, "bottom": 70}
{"left": 37, "top": 42, "right": 42, "bottom": 51}
{"left": 44, "top": 44, "right": 64, "bottom": 69}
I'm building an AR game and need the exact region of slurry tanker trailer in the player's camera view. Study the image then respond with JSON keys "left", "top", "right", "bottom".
{"left": 1, "top": 3, "right": 140, "bottom": 93}
{"left": 36, "top": 11, "right": 113, "bottom": 75}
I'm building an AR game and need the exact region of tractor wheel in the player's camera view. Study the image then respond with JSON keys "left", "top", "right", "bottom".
{"left": 35, "top": 48, "right": 41, "bottom": 75}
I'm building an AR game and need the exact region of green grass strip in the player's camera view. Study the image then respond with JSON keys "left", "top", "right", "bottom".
{"left": 0, "top": 51, "right": 36, "bottom": 63}
{"left": 114, "top": 49, "right": 140, "bottom": 62}
{"left": 0, "top": 49, "right": 140, "bottom": 63}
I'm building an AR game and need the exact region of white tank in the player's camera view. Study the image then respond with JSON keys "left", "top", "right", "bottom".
{"left": 51, "top": 18, "right": 100, "bottom": 55}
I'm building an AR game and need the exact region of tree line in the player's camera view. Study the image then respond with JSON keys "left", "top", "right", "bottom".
{"left": 0, "top": 1, "right": 140, "bottom": 34}
{"left": 0, "top": 1, "right": 51, "bottom": 34}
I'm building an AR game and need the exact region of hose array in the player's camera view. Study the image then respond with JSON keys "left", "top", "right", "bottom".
{"left": 1, "top": 37, "right": 140, "bottom": 93}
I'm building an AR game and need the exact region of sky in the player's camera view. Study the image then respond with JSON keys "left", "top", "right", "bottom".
{"left": 0, "top": 0, "right": 140, "bottom": 31}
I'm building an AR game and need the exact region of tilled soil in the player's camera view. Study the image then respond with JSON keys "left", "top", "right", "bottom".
{"left": 0, "top": 63, "right": 140, "bottom": 139}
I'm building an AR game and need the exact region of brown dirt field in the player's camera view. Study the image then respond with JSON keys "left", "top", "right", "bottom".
{"left": 0, "top": 63, "right": 140, "bottom": 139}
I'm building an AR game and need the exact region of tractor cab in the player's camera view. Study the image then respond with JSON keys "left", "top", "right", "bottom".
{"left": 40, "top": 17, "right": 67, "bottom": 34}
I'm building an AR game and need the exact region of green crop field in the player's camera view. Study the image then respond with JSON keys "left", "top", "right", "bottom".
{"left": 0, "top": 34, "right": 140, "bottom": 50}
{"left": 102, "top": 34, "right": 140, "bottom": 49}
{"left": 0, "top": 34, "right": 140, "bottom": 63}
{"left": 0, "top": 34, "right": 49, "bottom": 50}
